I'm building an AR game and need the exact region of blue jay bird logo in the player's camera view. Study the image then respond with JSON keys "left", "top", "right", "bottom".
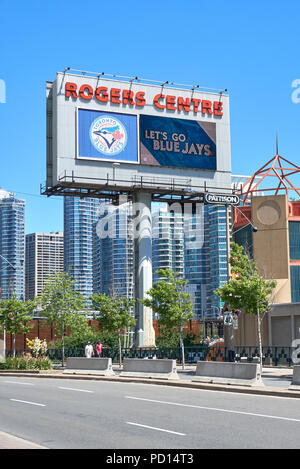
{"left": 90, "top": 115, "right": 127, "bottom": 156}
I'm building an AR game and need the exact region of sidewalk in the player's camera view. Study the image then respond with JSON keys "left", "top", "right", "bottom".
{"left": 0, "top": 431, "right": 46, "bottom": 449}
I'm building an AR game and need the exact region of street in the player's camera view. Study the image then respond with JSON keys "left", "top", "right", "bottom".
{"left": 0, "top": 376, "right": 300, "bottom": 449}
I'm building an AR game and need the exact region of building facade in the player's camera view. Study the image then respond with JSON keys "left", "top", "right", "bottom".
{"left": 151, "top": 202, "right": 227, "bottom": 319}
{"left": 25, "top": 232, "right": 64, "bottom": 299}
{"left": 93, "top": 200, "right": 134, "bottom": 300}
{"left": 0, "top": 189, "right": 25, "bottom": 300}
{"left": 233, "top": 195, "right": 300, "bottom": 304}
{"left": 152, "top": 204, "right": 184, "bottom": 281}
{"left": 64, "top": 196, "right": 99, "bottom": 300}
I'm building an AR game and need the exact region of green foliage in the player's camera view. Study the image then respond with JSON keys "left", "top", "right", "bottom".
{"left": 91, "top": 293, "right": 136, "bottom": 366}
{"left": 156, "top": 328, "right": 197, "bottom": 347}
{"left": 0, "top": 294, "right": 36, "bottom": 336}
{"left": 140, "top": 268, "right": 194, "bottom": 329}
{"left": 50, "top": 328, "right": 119, "bottom": 349}
{"left": 91, "top": 293, "right": 136, "bottom": 333}
{"left": 215, "top": 242, "right": 277, "bottom": 316}
{"left": 0, "top": 356, "right": 52, "bottom": 370}
{"left": 141, "top": 268, "right": 194, "bottom": 368}
{"left": 39, "top": 271, "right": 87, "bottom": 337}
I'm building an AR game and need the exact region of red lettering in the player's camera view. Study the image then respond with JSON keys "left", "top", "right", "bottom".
{"left": 214, "top": 101, "right": 223, "bottom": 116}
{"left": 166, "top": 95, "right": 176, "bottom": 111}
{"left": 153, "top": 94, "right": 165, "bottom": 109}
{"left": 177, "top": 97, "right": 190, "bottom": 112}
{"left": 65, "top": 82, "right": 78, "bottom": 98}
{"left": 63, "top": 82, "right": 223, "bottom": 119}
{"left": 122, "top": 89, "right": 134, "bottom": 105}
{"left": 135, "top": 91, "right": 146, "bottom": 107}
{"left": 79, "top": 84, "right": 93, "bottom": 100}
{"left": 95, "top": 87, "right": 108, "bottom": 102}
{"left": 191, "top": 98, "right": 201, "bottom": 113}
{"left": 201, "top": 100, "right": 213, "bottom": 115}
{"left": 110, "top": 88, "right": 121, "bottom": 104}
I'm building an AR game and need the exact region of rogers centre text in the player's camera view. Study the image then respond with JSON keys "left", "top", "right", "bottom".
{"left": 65, "top": 82, "right": 223, "bottom": 117}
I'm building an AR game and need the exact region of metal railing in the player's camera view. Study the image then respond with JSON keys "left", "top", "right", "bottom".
{"left": 4, "top": 345, "right": 297, "bottom": 367}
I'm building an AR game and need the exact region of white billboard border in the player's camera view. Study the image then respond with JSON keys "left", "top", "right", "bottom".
{"left": 75, "top": 106, "right": 141, "bottom": 165}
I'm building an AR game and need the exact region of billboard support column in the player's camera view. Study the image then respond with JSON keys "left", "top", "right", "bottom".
{"left": 134, "top": 191, "right": 156, "bottom": 348}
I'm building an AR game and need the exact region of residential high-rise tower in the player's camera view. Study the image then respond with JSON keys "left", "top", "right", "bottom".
{"left": 0, "top": 189, "right": 25, "bottom": 300}
{"left": 25, "top": 232, "right": 64, "bottom": 299}
{"left": 64, "top": 196, "right": 99, "bottom": 300}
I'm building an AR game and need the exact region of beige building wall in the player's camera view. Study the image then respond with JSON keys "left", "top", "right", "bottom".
{"left": 226, "top": 303, "right": 300, "bottom": 347}
{"left": 251, "top": 194, "right": 291, "bottom": 303}
{"left": 224, "top": 313, "right": 269, "bottom": 347}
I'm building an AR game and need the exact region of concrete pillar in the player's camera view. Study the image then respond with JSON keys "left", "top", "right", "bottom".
{"left": 133, "top": 192, "right": 156, "bottom": 347}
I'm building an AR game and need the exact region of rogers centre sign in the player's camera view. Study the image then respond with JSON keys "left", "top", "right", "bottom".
{"left": 65, "top": 82, "right": 224, "bottom": 117}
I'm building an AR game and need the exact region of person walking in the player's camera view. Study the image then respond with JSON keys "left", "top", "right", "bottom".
{"left": 85, "top": 341, "right": 94, "bottom": 358}
{"left": 96, "top": 340, "right": 103, "bottom": 357}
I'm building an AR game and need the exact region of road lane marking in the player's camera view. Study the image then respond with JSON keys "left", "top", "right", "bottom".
{"left": 125, "top": 396, "right": 300, "bottom": 423}
{"left": 58, "top": 386, "right": 94, "bottom": 393}
{"left": 126, "top": 422, "right": 186, "bottom": 436}
{"left": 4, "top": 381, "right": 34, "bottom": 386}
{"left": 10, "top": 399, "right": 46, "bottom": 407}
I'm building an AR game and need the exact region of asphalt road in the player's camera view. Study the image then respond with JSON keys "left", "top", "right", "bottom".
{"left": 0, "top": 376, "right": 300, "bottom": 449}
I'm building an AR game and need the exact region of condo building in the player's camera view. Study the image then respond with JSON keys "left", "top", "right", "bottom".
{"left": 0, "top": 189, "right": 25, "bottom": 300}
{"left": 25, "top": 232, "right": 64, "bottom": 299}
{"left": 64, "top": 196, "right": 99, "bottom": 299}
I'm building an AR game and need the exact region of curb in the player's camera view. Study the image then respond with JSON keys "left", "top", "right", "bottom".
{"left": 0, "top": 370, "right": 299, "bottom": 399}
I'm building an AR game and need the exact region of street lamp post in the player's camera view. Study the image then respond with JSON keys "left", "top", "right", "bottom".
{"left": 0, "top": 254, "right": 17, "bottom": 361}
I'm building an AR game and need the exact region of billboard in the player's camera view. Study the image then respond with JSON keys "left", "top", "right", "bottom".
{"left": 140, "top": 115, "right": 216, "bottom": 170}
{"left": 45, "top": 72, "right": 231, "bottom": 195}
{"left": 77, "top": 109, "right": 138, "bottom": 163}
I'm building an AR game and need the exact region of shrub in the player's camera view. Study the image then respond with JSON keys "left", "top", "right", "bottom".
{"left": 0, "top": 355, "right": 52, "bottom": 370}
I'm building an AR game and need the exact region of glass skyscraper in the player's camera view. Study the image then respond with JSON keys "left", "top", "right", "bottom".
{"left": 152, "top": 202, "right": 227, "bottom": 319}
{"left": 64, "top": 196, "right": 99, "bottom": 300}
{"left": 0, "top": 189, "right": 25, "bottom": 300}
{"left": 64, "top": 195, "right": 228, "bottom": 319}
{"left": 93, "top": 200, "right": 134, "bottom": 300}
{"left": 152, "top": 204, "right": 184, "bottom": 282}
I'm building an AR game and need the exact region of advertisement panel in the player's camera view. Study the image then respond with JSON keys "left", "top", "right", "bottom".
{"left": 140, "top": 115, "right": 216, "bottom": 170}
{"left": 77, "top": 109, "right": 138, "bottom": 163}
{"left": 45, "top": 71, "right": 232, "bottom": 195}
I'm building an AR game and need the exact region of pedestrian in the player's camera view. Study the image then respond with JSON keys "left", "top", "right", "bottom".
{"left": 96, "top": 340, "right": 103, "bottom": 357}
{"left": 85, "top": 341, "right": 94, "bottom": 358}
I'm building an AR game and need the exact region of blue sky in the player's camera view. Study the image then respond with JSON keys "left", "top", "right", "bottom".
{"left": 1, "top": 0, "right": 300, "bottom": 234}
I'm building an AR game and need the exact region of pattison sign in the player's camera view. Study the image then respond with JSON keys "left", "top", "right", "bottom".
{"left": 65, "top": 81, "right": 224, "bottom": 117}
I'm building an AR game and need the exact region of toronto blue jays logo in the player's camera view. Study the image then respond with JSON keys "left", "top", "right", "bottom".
{"left": 89, "top": 115, "right": 127, "bottom": 156}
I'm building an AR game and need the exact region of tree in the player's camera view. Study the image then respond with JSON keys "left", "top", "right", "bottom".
{"left": 91, "top": 293, "right": 135, "bottom": 367}
{"left": 39, "top": 272, "right": 87, "bottom": 366}
{"left": 215, "top": 242, "right": 277, "bottom": 371}
{"left": 140, "top": 268, "right": 194, "bottom": 369}
{"left": 0, "top": 295, "right": 36, "bottom": 357}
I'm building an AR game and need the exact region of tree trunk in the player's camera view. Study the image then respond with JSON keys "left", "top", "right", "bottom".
{"left": 61, "top": 333, "right": 65, "bottom": 368}
{"left": 13, "top": 334, "right": 16, "bottom": 358}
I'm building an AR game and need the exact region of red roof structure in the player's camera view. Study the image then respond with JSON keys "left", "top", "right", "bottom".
{"left": 236, "top": 137, "right": 300, "bottom": 206}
